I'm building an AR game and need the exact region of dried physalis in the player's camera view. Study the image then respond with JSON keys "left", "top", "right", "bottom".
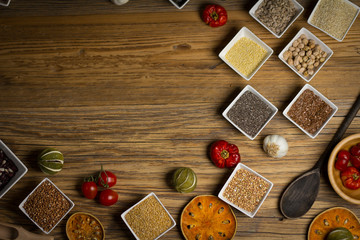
{"left": 181, "top": 195, "right": 237, "bottom": 240}
{"left": 308, "top": 207, "right": 360, "bottom": 240}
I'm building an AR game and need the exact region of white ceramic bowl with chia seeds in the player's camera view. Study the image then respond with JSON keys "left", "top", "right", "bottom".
{"left": 249, "top": 0, "right": 304, "bottom": 38}
{"left": 0, "top": 140, "right": 28, "bottom": 199}
{"left": 19, "top": 178, "right": 75, "bottom": 234}
{"left": 222, "top": 85, "right": 278, "bottom": 140}
{"left": 168, "top": 0, "right": 190, "bottom": 9}
{"left": 218, "top": 163, "right": 273, "bottom": 218}
{"left": 283, "top": 84, "right": 338, "bottom": 138}
{"left": 218, "top": 27, "right": 273, "bottom": 81}
{"left": 279, "top": 28, "right": 333, "bottom": 82}
{"left": 307, "top": 0, "right": 360, "bottom": 42}
{"left": 121, "top": 192, "right": 176, "bottom": 240}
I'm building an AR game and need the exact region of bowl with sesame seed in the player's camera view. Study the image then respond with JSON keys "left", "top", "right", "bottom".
{"left": 219, "top": 27, "right": 273, "bottom": 81}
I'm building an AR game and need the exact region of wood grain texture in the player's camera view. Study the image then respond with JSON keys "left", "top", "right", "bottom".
{"left": 0, "top": 0, "right": 360, "bottom": 239}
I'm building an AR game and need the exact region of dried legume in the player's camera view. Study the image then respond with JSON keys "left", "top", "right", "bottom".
{"left": 125, "top": 195, "right": 173, "bottom": 240}
{"left": 0, "top": 150, "right": 18, "bottom": 191}
{"left": 225, "top": 37, "right": 267, "bottom": 78}
{"left": 222, "top": 169, "right": 270, "bottom": 213}
{"left": 309, "top": 0, "right": 358, "bottom": 40}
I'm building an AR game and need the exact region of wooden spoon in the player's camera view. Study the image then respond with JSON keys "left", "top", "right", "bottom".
{"left": 0, "top": 221, "right": 54, "bottom": 240}
{"left": 280, "top": 94, "right": 360, "bottom": 219}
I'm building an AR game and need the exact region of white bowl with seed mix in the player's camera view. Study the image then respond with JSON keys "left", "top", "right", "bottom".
{"left": 249, "top": 0, "right": 304, "bottom": 38}
{"left": 218, "top": 163, "right": 273, "bottom": 218}
{"left": 219, "top": 27, "right": 273, "bottom": 80}
{"left": 0, "top": 139, "right": 28, "bottom": 199}
{"left": 222, "top": 85, "right": 278, "bottom": 140}
{"left": 283, "top": 84, "right": 338, "bottom": 138}
{"left": 19, "top": 178, "right": 75, "bottom": 234}
{"left": 121, "top": 192, "right": 176, "bottom": 240}
{"left": 308, "top": 0, "right": 360, "bottom": 42}
{"left": 279, "top": 28, "right": 333, "bottom": 82}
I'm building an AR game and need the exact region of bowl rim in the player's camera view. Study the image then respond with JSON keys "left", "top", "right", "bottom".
{"left": 328, "top": 133, "right": 360, "bottom": 205}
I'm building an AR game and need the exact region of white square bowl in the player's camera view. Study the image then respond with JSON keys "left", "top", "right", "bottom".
{"left": 307, "top": 0, "right": 360, "bottom": 42}
{"left": 169, "top": 0, "right": 190, "bottom": 9}
{"left": 222, "top": 85, "right": 278, "bottom": 140}
{"left": 121, "top": 192, "right": 176, "bottom": 240}
{"left": 0, "top": 0, "right": 11, "bottom": 7}
{"left": 0, "top": 140, "right": 28, "bottom": 199}
{"left": 283, "top": 84, "right": 338, "bottom": 138}
{"left": 278, "top": 27, "right": 333, "bottom": 82}
{"left": 218, "top": 163, "right": 273, "bottom": 218}
{"left": 219, "top": 27, "right": 273, "bottom": 80}
{"left": 19, "top": 178, "right": 75, "bottom": 234}
{"left": 249, "top": 0, "right": 304, "bottom": 38}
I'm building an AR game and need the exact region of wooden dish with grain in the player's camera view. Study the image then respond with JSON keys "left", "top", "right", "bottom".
{"left": 328, "top": 133, "right": 360, "bottom": 205}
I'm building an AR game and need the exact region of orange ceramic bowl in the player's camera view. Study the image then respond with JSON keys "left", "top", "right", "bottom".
{"left": 328, "top": 133, "right": 360, "bottom": 205}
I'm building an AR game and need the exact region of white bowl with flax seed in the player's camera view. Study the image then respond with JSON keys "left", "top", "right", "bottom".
{"left": 218, "top": 163, "right": 273, "bottom": 218}
{"left": 219, "top": 27, "right": 273, "bottom": 80}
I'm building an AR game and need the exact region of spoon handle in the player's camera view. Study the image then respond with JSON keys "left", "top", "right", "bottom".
{"left": 315, "top": 94, "right": 360, "bottom": 170}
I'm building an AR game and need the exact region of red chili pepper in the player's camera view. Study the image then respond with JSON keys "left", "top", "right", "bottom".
{"left": 210, "top": 140, "right": 240, "bottom": 168}
{"left": 340, "top": 166, "right": 360, "bottom": 190}
{"left": 202, "top": 5, "right": 228, "bottom": 27}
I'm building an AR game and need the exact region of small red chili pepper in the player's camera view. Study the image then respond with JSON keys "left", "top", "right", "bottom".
{"left": 202, "top": 5, "right": 228, "bottom": 27}
{"left": 340, "top": 166, "right": 360, "bottom": 190}
{"left": 210, "top": 140, "right": 240, "bottom": 168}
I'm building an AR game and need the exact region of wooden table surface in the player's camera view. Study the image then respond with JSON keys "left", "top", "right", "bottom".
{"left": 1, "top": 0, "right": 360, "bottom": 239}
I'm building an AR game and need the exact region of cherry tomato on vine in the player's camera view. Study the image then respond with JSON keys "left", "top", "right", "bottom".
{"left": 97, "top": 168, "right": 117, "bottom": 188}
{"left": 81, "top": 179, "right": 98, "bottom": 199}
{"left": 99, "top": 189, "right": 118, "bottom": 206}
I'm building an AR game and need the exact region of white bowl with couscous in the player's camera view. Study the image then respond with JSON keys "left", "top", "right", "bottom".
{"left": 219, "top": 27, "right": 273, "bottom": 81}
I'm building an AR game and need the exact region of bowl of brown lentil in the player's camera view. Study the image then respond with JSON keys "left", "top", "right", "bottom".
{"left": 121, "top": 192, "right": 176, "bottom": 240}
{"left": 249, "top": 0, "right": 304, "bottom": 38}
{"left": 283, "top": 84, "right": 338, "bottom": 138}
{"left": 222, "top": 85, "right": 278, "bottom": 140}
{"left": 308, "top": 0, "right": 360, "bottom": 42}
{"left": 19, "top": 178, "right": 75, "bottom": 234}
{"left": 218, "top": 27, "right": 273, "bottom": 80}
{"left": 218, "top": 163, "right": 273, "bottom": 218}
{"left": 279, "top": 28, "right": 333, "bottom": 82}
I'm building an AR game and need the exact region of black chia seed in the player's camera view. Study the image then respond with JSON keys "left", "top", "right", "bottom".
{"left": 227, "top": 91, "right": 274, "bottom": 138}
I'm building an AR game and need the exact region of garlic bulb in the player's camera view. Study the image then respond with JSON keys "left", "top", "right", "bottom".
{"left": 111, "top": 0, "right": 129, "bottom": 5}
{"left": 263, "top": 135, "right": 288, "bottom": 158}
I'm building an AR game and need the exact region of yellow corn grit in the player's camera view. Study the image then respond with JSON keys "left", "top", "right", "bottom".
{"left": 225, "top": 37, "right": 268, "bottom": 78}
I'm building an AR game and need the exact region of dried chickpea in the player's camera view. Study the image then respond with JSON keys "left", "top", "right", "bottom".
{"left": 296, "top": 64, "right": 302, "bottom": 70}
{"left": 314, "top": 61, "right": 320, "bottom": 67}
{"left": 298, "top": 43, "right": 305, "bottom": 49}
{"left": 308, "top": 69, "right": 314, "bottom": 75}
{"left": 298, "top": 67, "right": 305, "bottom": 74}
{"left": 292, "top": 41, "right": 299, "bottom": 47}
{"left": 306, "top": 50, "right": 312, "bottom": 57}
{"left": 300, "top": 34, "right": 306, "bottom": 39}
{"left": 320, "top": 57, "right": 325, "bottom": 62}
{"left": 287, "top": 58, "right": 294, "bottom": 65}
{"left": 308, "top": 64, "right": 314, "bottom": 70}
{"left": 302, "top": 38, "right": 309, "bottom": 45}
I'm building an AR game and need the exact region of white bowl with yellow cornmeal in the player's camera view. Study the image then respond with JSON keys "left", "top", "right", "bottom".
{"left": 219, "top": 27, "right": 273, "bottom": 81}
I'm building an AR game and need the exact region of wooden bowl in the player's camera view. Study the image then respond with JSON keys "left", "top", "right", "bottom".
{"left": 328, "top": 133, "right": 360, "bottom": 204}
{"left": 66, "top": 212, "right": 105, "bottom": 240}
